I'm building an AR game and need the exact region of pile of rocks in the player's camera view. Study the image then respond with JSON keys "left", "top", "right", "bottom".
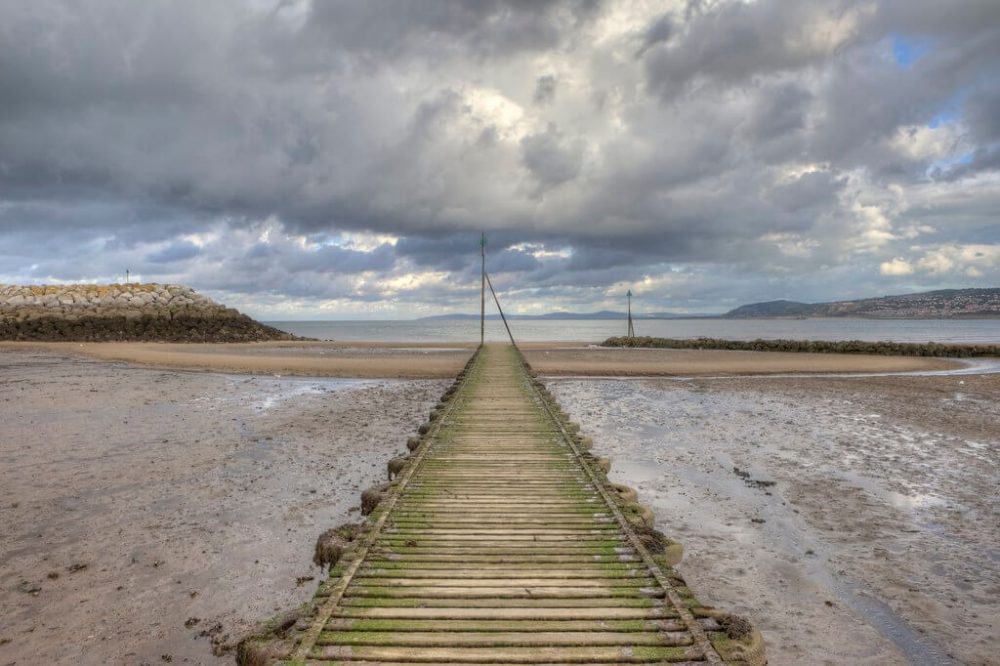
{"left": 0, "top": 283, "right": 297, "bottom": 342}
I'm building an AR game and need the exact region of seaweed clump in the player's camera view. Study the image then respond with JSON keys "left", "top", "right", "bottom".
{"left": 361, "top": 483, "right": 391, "bottom": 516}
{"left": 313, "top": 523, "right": 365, "bottom": 570}
{"left": 719, "top": 613, "right": 754, "bottom": 640}
{"left": 235, "top": 604, "right": 313, "bottom": 666}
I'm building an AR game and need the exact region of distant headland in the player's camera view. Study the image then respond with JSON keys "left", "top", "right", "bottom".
{"left": 724, "top": 288, "right": 1000, "bottom": 319}
{"left": 419, "top": 288, "right": 1000, "bottom": 321}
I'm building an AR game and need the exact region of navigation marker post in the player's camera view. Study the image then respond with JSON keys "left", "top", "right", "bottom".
{"left": 627, "top": 289, "right": 635, "bottom": 338}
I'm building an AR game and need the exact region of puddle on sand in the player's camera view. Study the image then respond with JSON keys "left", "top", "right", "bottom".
{"left": 222, "top": 375, "right": 392, "bottom": 412}
{"left": 827, "top": 578, "right": 960, "bottom": 666}
{"left": 609, "top": 453, "right": 960, "bottom": 666}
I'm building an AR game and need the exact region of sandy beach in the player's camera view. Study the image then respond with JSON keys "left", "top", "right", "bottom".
{"left": 1, "top": 342, "right": 997, "bottom": 665}
{"left": 0, "top": 347, "right": 447, "bottom": 665}
{"left": 0, "top": 341, "right": 475, "bottom": 379}
{"left": 0, "top": 340, "right": 962, "bottom": 378}
{"left": 521, "top": 345, "right": 962, "bottom": 376}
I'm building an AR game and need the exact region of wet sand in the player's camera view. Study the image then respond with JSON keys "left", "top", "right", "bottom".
{"left": 548, "top": 372, "right": 999, "bottom": 665}
{"left": 2, "top": 343, "right": 995, "bottom": 665}
{"left": 0, "top": 348, "right": 448, "bottom": 665}
{"left": 0, "top": 341, "right": 960, "bottom": 378}
{"left": 0, "top": 341, "right": 475, "bottom": 379}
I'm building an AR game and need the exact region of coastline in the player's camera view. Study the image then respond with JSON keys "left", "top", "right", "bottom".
{"left": 0, "top": 340, "right": 963, "bottom": 378}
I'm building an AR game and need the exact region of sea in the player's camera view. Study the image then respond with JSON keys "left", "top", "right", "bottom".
{"left": 264, "top": 318, "right": 1000, "bottom": 344}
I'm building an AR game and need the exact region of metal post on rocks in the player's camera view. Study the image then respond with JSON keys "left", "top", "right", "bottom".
{"left": 627, "top": 289, "right": 635, "bottom": 338}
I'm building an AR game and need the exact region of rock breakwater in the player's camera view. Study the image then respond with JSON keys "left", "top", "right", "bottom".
{"left": 0, "top": 283, "right": 295, "bottom": 342}
{"left": 603, "top": 335, "right": 1000, "bottom": 358}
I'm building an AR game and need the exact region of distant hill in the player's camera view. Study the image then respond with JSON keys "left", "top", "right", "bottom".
{"left": 418, "top": 310, "right": 693, "bottom": 321}
{"left": 725, "top": 288, "right": 1000, "bottom": 319}
{"left": 724, "top": 300, "right": 813, "bottom": 318}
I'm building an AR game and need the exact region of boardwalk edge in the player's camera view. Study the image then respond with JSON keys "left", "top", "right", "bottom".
{"left": 241, "top": 345, "right": 766, "bottom": 665}
{"left": 520, "top": 350, "right": 766, "bottom": 666}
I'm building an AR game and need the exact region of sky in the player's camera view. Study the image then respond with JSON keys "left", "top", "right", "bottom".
{"left": 1, "top": 0, "right": 998, "bottom": 319}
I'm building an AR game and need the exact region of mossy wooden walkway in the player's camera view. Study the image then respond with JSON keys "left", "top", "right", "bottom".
{"left": 259, "top": 344, "right": 763, "bottom": 665}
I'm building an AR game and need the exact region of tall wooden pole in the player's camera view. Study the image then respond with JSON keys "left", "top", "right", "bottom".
{"left": 480, "top": 232, "right": 485, "bottom": 346}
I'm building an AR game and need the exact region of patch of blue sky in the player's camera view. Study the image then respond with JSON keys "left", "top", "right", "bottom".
{"left": 926, "top": 150, "right": 974, "bottom": 178}
{"left": 890, "top": 34, "right": 931, "bottom": 69}
{"left": 929, "top": 109, "right": 960, "bottom": 128}
{"left": 927, "top": 87, "right": 973, "bottom": 128}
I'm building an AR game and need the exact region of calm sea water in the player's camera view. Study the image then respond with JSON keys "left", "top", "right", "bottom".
{"left": 264, "top": 318, "right": 1000, "bottom": 344}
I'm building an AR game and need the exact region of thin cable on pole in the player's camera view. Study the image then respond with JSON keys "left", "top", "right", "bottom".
{"left": 484, "top": 271, "right": 517, "bottom": 348}
{"left": 480, "top": 233, "right": 485, "bottom": 347}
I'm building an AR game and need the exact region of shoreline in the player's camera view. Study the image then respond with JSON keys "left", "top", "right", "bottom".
{"left": 0, "top": 340, "right": 963, "bottom": 378}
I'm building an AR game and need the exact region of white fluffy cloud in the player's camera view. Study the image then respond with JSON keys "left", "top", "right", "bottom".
{"left": 916, "top": 245, "right": 1000, "bottom": 276}
{"left": 880, "top": 258, "right": 914, "bottom": 276}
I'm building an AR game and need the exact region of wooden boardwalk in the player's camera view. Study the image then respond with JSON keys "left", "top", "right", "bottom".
{"left": 253, "top": 344, "right": 764, "bottom": 665}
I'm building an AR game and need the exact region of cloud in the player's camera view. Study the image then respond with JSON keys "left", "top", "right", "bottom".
{"left": 146, "top": 241, "right": 202, "bottom": 264}
{"left": 533, "top": 75, "right": 557, "bottom": 105}
{"left": 916, "top": 244, "right": 1000, "bottom": 275}
{"left": 520, "top": 123, "right": 585, "bottom": 193}
{"left": 880, "top": 257, "right": 914, "bottom": 276}
{"left": 635, "top": 13, "right": 672, "bottom": 57}
{"left": 300, "top": 0, "right": 603, "bottom": 62}
{"left": 0, "top": 0, "right": 998, "bottom": 317}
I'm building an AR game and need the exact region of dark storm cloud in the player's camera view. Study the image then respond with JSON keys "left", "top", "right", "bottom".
{"left": 0, "top": 0, "right": 998, "bottom": 316}
{"left": 767, "top": 172, "right": 846, "bottom": 213}
{"left": 243, "top": 241, "right": 396, "bottom": 275}
{"left": 489, "top": 247, "right": 543, "bottom": 274}
{"left": 146, "top": 241, "right": 202, "bottom": 264}
{"left": 520, "top": 124, "right": 585, "bottom": 192}
{"left": 636, "top": 14, "right": 673, "bottom": 57}
{"left": 964, "top": 86, "right": 1000, "bottom": 144}
{"left": 745, "top": 82, "right": 812, "bottom": 143}
{"left": 933, "top": 83, "right": 1000, "bottom": 181}
{"left": 301, "top": 0, "right": 602, "bottom": 61}
{"left": 642, "top": 0, "right": 852, "bottom": 98}
{"left": 533, "top": 75, "right": 558, "bottom": 105}
{"left": 394, "top": 234, "right": 482, "bottom": 271}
